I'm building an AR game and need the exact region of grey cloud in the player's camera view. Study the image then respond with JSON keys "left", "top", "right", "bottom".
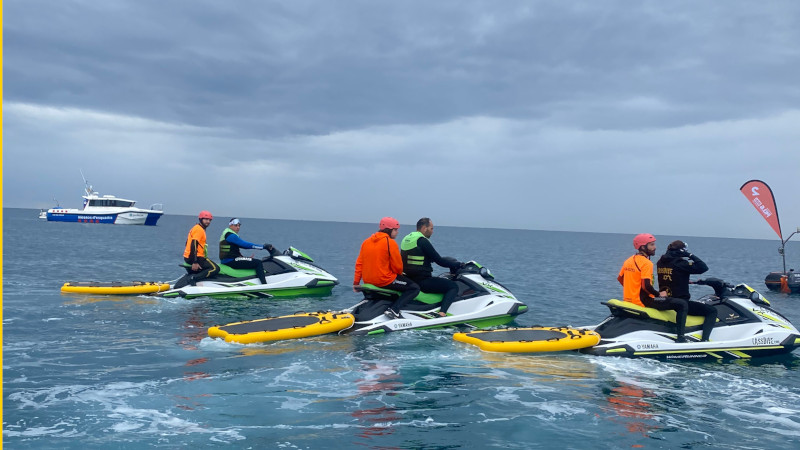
{"left": 5, "top": 0, "right": 800, "bottom": 238}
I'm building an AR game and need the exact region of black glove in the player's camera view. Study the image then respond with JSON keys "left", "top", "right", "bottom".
{"left": 263, "top": 243, "right": 274, "bottom": 251}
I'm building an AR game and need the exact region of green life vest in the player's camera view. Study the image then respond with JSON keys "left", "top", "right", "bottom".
{"left": 219, "top": 227, "right": 241, "bottom": 260}
{"left": 400, "top": 231, "right": 431, "bottom": 278}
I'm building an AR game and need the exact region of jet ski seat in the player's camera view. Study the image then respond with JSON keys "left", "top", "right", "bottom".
{"left": 604, "top": 299, "right": 711, "bottom": 327}
{"left": 180, "top": 259, "right": 294, "bottom": 278}
{"left": 358, "top": 283, "right": 443, "bottom": 305}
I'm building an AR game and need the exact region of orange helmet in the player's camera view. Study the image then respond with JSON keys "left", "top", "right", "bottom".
{"left": 379, "top": 217, "right": 400, "bottom": 230}
{"left": 633, "top": 233, "right": 656, "bottom": 249}
{"left": 198, "top": 210, "right": 213, "bottom": 220}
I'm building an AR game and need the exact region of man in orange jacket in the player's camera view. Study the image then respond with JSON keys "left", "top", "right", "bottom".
{"left": 354, "top": 217, "right": 420, "bottom": 319}
{"left": 181, "top": 210, "right": 220, "bottom": 286}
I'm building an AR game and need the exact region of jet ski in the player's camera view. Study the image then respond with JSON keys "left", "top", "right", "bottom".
{"left": 342, "top": 261, "right": 528, "bottom": 336}
{"left": 160, "top": 247, "right": 338, "bottom": 299}
{"left": 581, "top": 278, "right": 800, "bottom": 360}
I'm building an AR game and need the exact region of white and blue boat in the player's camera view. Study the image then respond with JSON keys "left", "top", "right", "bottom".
{"left": 43, "top": 174, "right": 164, "bottom": 226}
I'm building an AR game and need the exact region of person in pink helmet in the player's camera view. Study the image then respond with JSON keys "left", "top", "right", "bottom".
{"left": 354, "top": 217, "right": 420, "bottom": 319}
{"left": 617, "top": 233, "right": 691, "bottom": 343}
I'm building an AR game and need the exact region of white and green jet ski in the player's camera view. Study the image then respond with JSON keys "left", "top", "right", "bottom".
{"left": 581, "top": 278, "right": 800, "bottom": 360}
{"left": 342, "top": 261, "right": 527, "bottom": 336}
{"left": 160, "top": 247, "right": 338, "bottom": 299}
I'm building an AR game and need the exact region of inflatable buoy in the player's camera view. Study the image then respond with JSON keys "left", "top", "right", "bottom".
{"left": 208, "top": 311, "right": 355, "bottom": 344}
{"left": 454, "top": 327, "right": 600, "bottom": 353}
{"left": 61, "top": 281, "right": 171, "bottom": 295}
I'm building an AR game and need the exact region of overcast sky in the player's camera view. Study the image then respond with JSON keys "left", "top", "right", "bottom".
{"left": 4, "top": 0, "right": 799, "bottom": 239}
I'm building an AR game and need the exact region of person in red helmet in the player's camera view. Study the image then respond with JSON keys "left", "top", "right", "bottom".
{"left": 180, "top": 210, "right": 220, "bottom": 286}
{"left": 353, "top": 217, "right": 420, "bottom": 319}
{"left": 617, "top": 233, "right": 690, "bottom": 343}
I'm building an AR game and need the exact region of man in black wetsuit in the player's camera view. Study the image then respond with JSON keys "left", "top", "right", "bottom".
{"left": 656, "top": 240, "right": 717, "bottom": 342}
{"left": 400, "top": 218, "right": 463, "bottom": 317}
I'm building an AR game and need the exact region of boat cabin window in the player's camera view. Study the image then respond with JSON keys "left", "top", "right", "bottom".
{"left": 88, "top": 199, "right": 134, "bottom": 207}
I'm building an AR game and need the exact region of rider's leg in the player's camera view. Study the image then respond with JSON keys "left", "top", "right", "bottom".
{"left": 419, "top": 277, "right": 459, "bottom": 315}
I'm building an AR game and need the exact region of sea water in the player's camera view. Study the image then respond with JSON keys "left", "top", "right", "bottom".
{"left": 3, "top": 208, "right": 800, "bottom": 449}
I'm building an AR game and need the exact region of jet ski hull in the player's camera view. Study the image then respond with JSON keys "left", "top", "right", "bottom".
{"left": 582, "top": 327, "right": 800, "bottom": 360}
{"left": 344, "top": 263, "right": 528, "bottom": 335}
{"left": 160, "top": 249, "right": 338, "bottom": 299}
{"left": 582, "top": 281, "right": 800, "bottom": 360}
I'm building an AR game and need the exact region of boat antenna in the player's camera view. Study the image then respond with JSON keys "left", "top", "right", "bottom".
{"left": 80, "top": 169, "right": 93, "bottom": 195}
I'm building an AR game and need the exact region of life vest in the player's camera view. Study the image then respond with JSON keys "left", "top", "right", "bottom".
{"left": 781, "top": 275, "right": 791, "bottom": 294}
{"left": 183, "top": 223, "right": 208, "bottom": 260}
{"left": 219, "top": 227, "right": 243, "bottom": 260}
{"left": 400, "top": 231, "right": 432, "bottom": 278}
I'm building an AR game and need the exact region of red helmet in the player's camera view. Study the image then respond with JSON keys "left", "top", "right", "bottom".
{"left": 633, "top": 233, "right": 656, "bottom": 249}
{"left": 379, "top": 217, "right": 400, "bottom": 230}
{"left": 198, "top": 210, "right": 213, "bottom": 220}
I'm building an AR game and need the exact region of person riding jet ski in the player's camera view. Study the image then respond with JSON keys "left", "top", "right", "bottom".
{"left": 617, "top": 233, "right": 691, "bottom": 343}
{"left": 400, "top": 217, "right": 462, "bottom": 317}
{"left": 219, "top": 218, "right": 275, "bottom": 285}
{"left": 177, "top": 210, "right": 220, "bottom": 288}
{"left": 656, "top": 240, "right": 717, "bottom": 342}
{"left": 353, "top": 217, "right": 420, "bottom": 319}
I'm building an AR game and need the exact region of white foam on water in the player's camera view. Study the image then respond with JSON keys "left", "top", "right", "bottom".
{"left": 6, "top": 377, "right": 247, "bottom": 443}
{"left": 197, "top": 336, "right": 242, "bottom": 350}
{"left": 279, "top": 397, "right": 314, "bottom": 411}
{"left": 2, "top": 422, "right": 86, "bottom": 438}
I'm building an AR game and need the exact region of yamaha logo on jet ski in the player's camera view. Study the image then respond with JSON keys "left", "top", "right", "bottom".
{"left": 392, "top": 322, "right": 413, "bottom": 329}
{"left": 581, "top": 278, "right": 800, "bottom": 360}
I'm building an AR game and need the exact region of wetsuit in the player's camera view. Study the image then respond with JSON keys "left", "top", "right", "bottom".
{"left": 183, "top": 223, "right": 220, "bottom": 284}
{"left": 657, "top": 249, "right": 716, "bottom": 341}
{"left": 354, "top": 231, "right": 420, "bottom": 315}
{"left": 220, "top": 228, "right": 267, "bottom": 284}
{"left": 400, "top": 231, "right": 461, "bottom": 314}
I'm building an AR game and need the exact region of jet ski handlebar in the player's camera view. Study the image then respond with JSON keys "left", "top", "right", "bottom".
{"left": 694, "top": 278, "right": 734, "bottom": 298}
{"left": 457, "top": 261, "right": 494, "bottom": 279}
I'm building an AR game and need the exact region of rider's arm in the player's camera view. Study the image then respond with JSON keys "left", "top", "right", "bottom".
{"left": 674, "top": 253, "right": 709, "bottom": 275}
{"left": 388, "top": 239, "right": 404, "bottom": 275}
{"left": 418, "top": 238, "right": 460, "bottom": 269}
{"left": 641, "top": 278, "right": 661, "bottom": 297}
{"left": 353, "top": 253, "right": 363, "bottom": 285}
{"left": 226, "top": 233, "right": 264, "bottom": 250}
{"left": 188, "top": 239, "right": 198, "bottom": 263}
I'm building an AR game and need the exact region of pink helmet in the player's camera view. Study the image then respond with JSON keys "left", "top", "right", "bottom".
{"left": 633, "top": 233, "right": 656, "bottom": 249}
{"left": 379, "top": 217, "right": 400, "bottom": 230}
{"left": 198, "top": 210, "right": 213, "bottom": 220}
